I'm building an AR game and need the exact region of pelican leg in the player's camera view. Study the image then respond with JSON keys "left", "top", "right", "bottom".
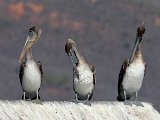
{"left": 73, "top": 93, "right": 80, "bottom": 104}
{"left": 73, "top": 93, "right": 91, "bottom": 106}
{"left": 83, "top": 94, "right": 91, "bottom": 106}
{"left": 72, "top": 93, "right": 80, "bottom": 104}
{"left": 32, "top": 90, "right": 42, "bottom": 105}
{"left": 36, "top": 90, "right": 39, "bottom": 100}
{"left": 133, "top": 92, "right": 144, "bottom": 107}
{"left": 124, "top": 90, "right": 132, "bottom": 106}
{"left": 23, "top": 91, "right": 26, "bottom": 100}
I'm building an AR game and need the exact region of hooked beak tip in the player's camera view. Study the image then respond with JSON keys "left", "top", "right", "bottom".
{"left": 18, "top": 58, "right": 22, "bottom": 63}
{"left": 18, "top": 55, "right": 23, "bottom": 63}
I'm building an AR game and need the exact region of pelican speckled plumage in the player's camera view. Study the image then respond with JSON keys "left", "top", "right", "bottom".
{"left": 65, "top": 39, "right": 96, "bottom": 106}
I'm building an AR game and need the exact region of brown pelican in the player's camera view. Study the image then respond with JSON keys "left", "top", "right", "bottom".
{"left": 117, "top": 23, "right": 146, "bottom": 107}
{"left": 19, "top": 26, "right": 43, "bottom": 104}
{"left": 65, "top": 39, "right": 96, "bottom": 106}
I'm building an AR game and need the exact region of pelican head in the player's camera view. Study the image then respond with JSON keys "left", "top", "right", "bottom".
{"left": 135, "top": 22, "right": 145, "bottom": 47}
{"left": 19, "top": 26, "right": 42, "bottom": 63}
{"left": 137, "top": 22, "right": 145, "bottom": 38}
{"left": 65, "top": 39, "right": 77, "bottom": 55}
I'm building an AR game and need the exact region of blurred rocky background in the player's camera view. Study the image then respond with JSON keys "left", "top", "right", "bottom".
{"left": 0, "top": 0, "right": 159, "bottom": 111}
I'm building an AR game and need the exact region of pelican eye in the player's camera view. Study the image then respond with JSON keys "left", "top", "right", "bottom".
{"left": 28, "top": 30, "right": 36, "bottom": 36}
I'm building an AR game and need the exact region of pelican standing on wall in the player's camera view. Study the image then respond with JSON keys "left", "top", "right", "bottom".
{"left": 117, "top": 23, "right": 146, "bottom": 106}
{"left": 65, "top": 39, "right": 96, "bottom": 106}
{"left": 19, "top": 26, "right": 43, "bottom": 104}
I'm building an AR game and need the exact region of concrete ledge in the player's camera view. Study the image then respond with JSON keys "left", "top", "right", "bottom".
{"left": 0, "top": 101, "right": 159, "bottom": 120}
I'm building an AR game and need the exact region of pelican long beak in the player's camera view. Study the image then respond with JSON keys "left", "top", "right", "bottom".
{"left": 69, "top": 45, "right": 79, "bottom": 64}
{"left": 18, "top": 29, "right": 42, "bottom": 63}
{"left": 129, "top": 23, "right": 145, "bottom": 62}
{"left": 130, "top": 37, "right": 141, "bottom": 62}
{"left": 65, "top": 39, "right": 79, "bottom": 77}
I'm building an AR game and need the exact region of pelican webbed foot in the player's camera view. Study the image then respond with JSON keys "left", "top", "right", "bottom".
{"left": 124, "top": 100, "right": 133, "bottom": 106}
{"left": 32, "top": 90, "right": 42, "bottom": 104}
{"left": 72, "top": 99, "right": 91, "bottom": 106}
{"left": 83, "top": 100, "right": 91, "bottom": 106}
{"left": 133, "top": 101, "right": 144, "bottom": 107}
{"left": 32, "top": 99, "right": 43, "bottom": 105}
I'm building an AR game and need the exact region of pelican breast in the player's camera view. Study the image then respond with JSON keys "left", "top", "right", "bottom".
{"left": 74, "top": 64, "right": 94, "bottom": 96}
{"left": 22, "top": 61, "right": 41, "bottom": 92}
{"left": 122, "top": 60, "right": 145, "bottom": 94}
